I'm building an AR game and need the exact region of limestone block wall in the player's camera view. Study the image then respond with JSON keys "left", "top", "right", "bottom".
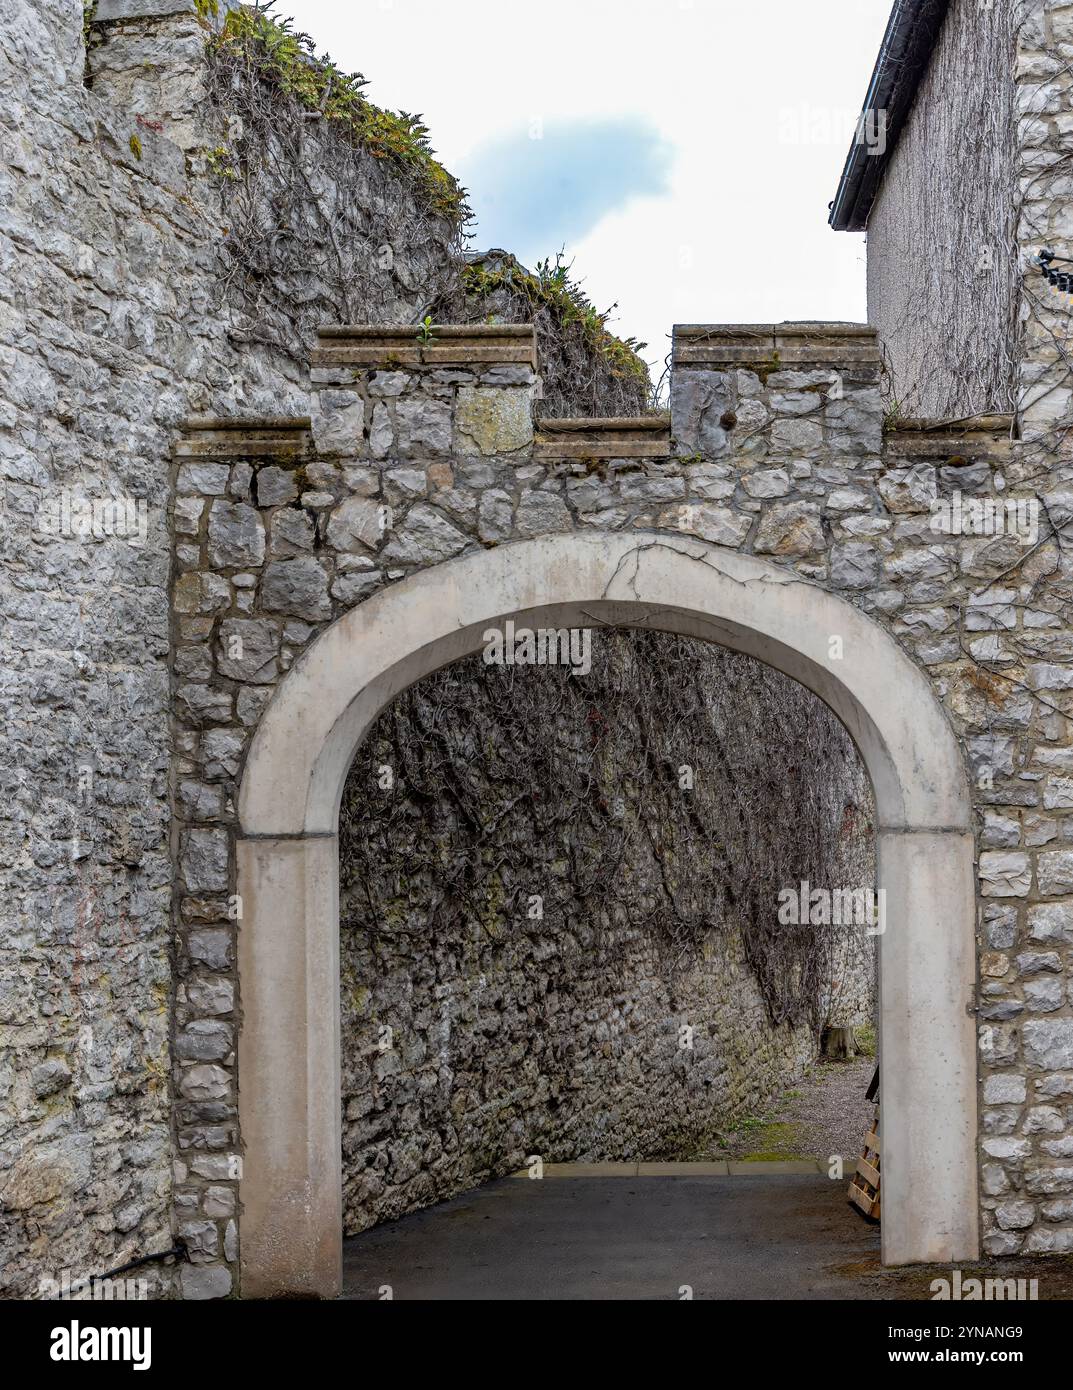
{"left": 7, "top": 0, "right": 1073, "bottom": 1304}
{"left": 864, "top": 0, "right": 1073, "bottom": 437}
{"left": 851, "top": 0, "right": 1073, "bottom": 1252}
{"left": 169, "top": 325, "right": 883, "bottom": 1289}
{"left": 668, "top": 326, "right": 1073, "bottom": 1257}
{"left": 0, "top": 0, "right": 461, "bottom": 1299}
{"left": 1014, "top": 0, "right": 1073, "bottom": 437}
{"left": 170, "top": 317, "right": 1073, "bottom": 1284}
{"left": 864, "top": 0, "right": 1020, "bottom": 418}
{"left": 0, "top": 0, "right": 682, "bottom": 1299}
{"left": 0, "top": 0, "right": 285, "bottom": 1300}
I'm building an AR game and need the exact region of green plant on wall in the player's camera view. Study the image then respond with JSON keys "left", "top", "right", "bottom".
{"left": 204, "top": 144, "right": 238, "bottom": 179}
{"left": 462, "top": 251, "right": 651, "bottom": 392}
{"left": 214, "top": 4, "right": 467, "bottom": 220}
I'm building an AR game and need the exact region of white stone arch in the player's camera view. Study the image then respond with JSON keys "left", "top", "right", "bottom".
{"left": 236, "top": 532, "right": 978, "bottom": 1297}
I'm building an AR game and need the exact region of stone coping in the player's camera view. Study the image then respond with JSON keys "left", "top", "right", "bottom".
{"left": 538, "top": 415, "right": 670, "bottom": 432}
{"left": 535, "top": 414, "right": 672, "bottom": 460}
{"left": 175, "top": 417, "right": 311, "bottom": 461}
{"left": 672, "top": 322, "right": 881, "bottom": 368}
{"left": 890, "top": 414, "right": 1014, "bottom": 433}
{"left": 886, "top": 414, "right": 1015, "bottom": 462}
{"left": 314, "top": 323, "right": 538, "bottom": 370}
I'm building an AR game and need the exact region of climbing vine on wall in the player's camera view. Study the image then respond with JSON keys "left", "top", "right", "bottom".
{"left": 202, "top": 8, "right": 653, "bottom": 407}
{"left": 441, "top": 250, "right": 653, "bottom": 418}
{"left": 340, "top": 630, "right": 874, "bottom": 1032}
{"left": 201, "top": 4, "right": 469, "bottom": 349}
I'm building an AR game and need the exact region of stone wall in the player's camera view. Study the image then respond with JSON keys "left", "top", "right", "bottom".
{"left": 9, "top": 0, "right": 1073, "bottom": 1303}
{"left": 0, "top": 0, "right": 662, "bottom": 1298}
{"left": 865, "top": 0, "right": 1020, "bottom": 418}
{"left": 0, "top": 0, "right": 265, "bottom": 1299}
{"left": 0, "top": 0, "right": 480, "bottom": 1299}
{"left": 166, "top": 326, "right": 889, "bottom": 1289}
{"left": 337, "top": 635, "right": 875, "bottom": 1234}
{"left": 861, "top": 0, "right": 1073, "bottom": 1254}
{"left": 226, "top": 319, "right": 1073, "bottom": 1264}
{"left": 864, "top": 0, "right": 1073, "bottom": 438}
{"left": 1014, "top": 0, "right": 1073, "bottom": 436}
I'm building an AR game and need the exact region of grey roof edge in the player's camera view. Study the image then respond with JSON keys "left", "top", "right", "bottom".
{"left": 829, "top": 0, "right": 951, "bottom": 232}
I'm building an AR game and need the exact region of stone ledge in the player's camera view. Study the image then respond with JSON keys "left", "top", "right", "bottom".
{"left": 886, "top": 415, "right": 1015, "bottom": 463}
{"left": 314, "top": 324, "right": 538, "bottom": 369}
{"left": 175, "top": 417, "right": 312, "bottom": 461}
{"left": 535, "top": 414, "right": 671, "bottom": 460}
{"left": 673, "top": 322, "right": 880, "bottom": 369}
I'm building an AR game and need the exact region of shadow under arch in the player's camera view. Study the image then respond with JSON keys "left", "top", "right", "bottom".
{"left": 235, "top": 531, "right": 978, "bottom": 1297}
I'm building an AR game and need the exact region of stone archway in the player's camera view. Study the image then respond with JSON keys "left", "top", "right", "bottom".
{"left": 235, "top": 530, "right": 978, "bottom": 1298}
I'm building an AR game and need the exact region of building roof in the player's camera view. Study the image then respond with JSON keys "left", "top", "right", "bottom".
{"left": 828, "top": 0, "right": 950, "bottom": 231}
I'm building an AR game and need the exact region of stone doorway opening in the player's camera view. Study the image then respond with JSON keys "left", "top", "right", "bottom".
{"left": 336, "top": 628, "right": 879, "bottom": 1243}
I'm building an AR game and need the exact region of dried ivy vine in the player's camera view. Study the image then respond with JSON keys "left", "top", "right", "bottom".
{"left": 200, "top": 8, "right": 653, "bottom": 408}
{"left": 340, "top": 630, "right": 874, "bottom": 1032}
{"left": 437, "top": 250, "right": 653, "bottom": 418}
{"left": 201, "top": 5, "right": 469, "bottom": 352}
{"left": 874, "top": 3, "right": 1073, "bottom": 743}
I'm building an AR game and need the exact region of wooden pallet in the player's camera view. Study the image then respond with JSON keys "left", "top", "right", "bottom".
{"left": 848, "top": 1103, "right": 881, "bottom": 1222}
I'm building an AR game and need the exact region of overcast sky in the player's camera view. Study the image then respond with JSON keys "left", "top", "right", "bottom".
{"left": 287, "top": 0, "right": 893, "bottom": 375}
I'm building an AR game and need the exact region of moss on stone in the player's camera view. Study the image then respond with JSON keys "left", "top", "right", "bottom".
{"left": 738, "top": 1119, "right": 801, "bottom": 1161}
{"left": 461, "top": 253, "right": 651, "bottom": 393}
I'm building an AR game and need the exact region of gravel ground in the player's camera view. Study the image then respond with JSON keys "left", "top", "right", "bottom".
{"left": 697, "top": 1054, "right": 878, "bottom": 1166}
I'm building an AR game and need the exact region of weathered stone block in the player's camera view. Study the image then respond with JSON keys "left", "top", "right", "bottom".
{"left": 1024, "top": 1019, "right": 1073, "bottom": 1070}
{"left": 180, "top": 1065, "right": 231, "bottom": 1102}
{"left": 256, "top": 467, "right": 299, "bottom": 507}
{"left": 208, "top": 501, "right": 265, "bottom": 569}
{"left": 185, "top": 929, "right": 232, "bottom": 972}
{"left": 368, "top": 403, "right": 394, "bottom": 459}
{"left": 979, "top": 852, "right": 1031, "bottom": 898}
{"left": 180, "top": 829, "right": 229, "bottom": 893}
{"left": 178, "top": 462, "right": 229, "bottom": 496}
{"left": 984, "top": 1074, "right": 1027, "bottom": 1105}
{"left": 1039, "top": 850, "right": 1073, "bottom": 895}
{"left": 179, "top": 1263, "right": 232, "bottom": 1301}
{"left": 1025, "top": 977, "right": 1065, "bottom": 1012}
{"left": 830, "top": 541, "right": 880, "bottom": 589}
{"left": 260, "top": 558, "right": 331, "bottom": 621}
{"left": 312, "top": 392, "right": 366, "bottom": 457}
{"left": 754, "top": 502, "right": 824, "bottom": 556}
{"left": 477, "top": 489, "right": 513, "bottom": 543}
{"left": 670, "top": 368, "right": 733, "bottom": 456}
{"left": 994, "top": 1200, "right": 1036, "bottom": 1230}
{"left": 176, "top": 1020, "right": 232, "bottom": 1062}
{"left": 455, "top": 386, "right": 533, "bottom": 455}
{"left": 742, "top": 468, "right": 791, "bottom": 498}
{"left": 512, "top": 490, "right": 571, "bottom": 537}
{"left": 327, "top": 497, "right": 382, "bottom": 554}
{"left": 216, "top": 619, "right": 280, "bottom": 684}
{"left": 396, "top": 396, "right": 452, "bottom": 455}
{"left": 380, "top": 504, "right": 469, "bottom": 564}
{"left": 186, "top": 977, "right": 234, "bottom": 1017}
